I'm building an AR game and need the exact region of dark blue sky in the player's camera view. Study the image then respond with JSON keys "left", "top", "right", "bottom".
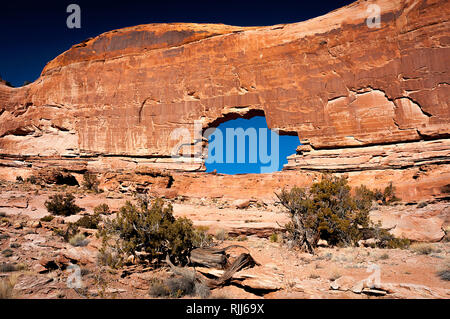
{"left": 0, "top": 0, "right": 354, "bottom": 87}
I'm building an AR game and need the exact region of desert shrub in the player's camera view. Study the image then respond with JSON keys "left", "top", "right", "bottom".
{"left": 0, "top": 263, "right": 18, "bottom": 272}
{"left": 410, "top": 243, "right": 441, "bottom": 255}
{"left": 148, "top": 278, "right": 169, "bottom": 297}
{"left": 437, "top": 269, "right": 450, "bottom": 281}
{"left": 15, "top": 176, "right": 23, "bottom": 183}
{"left": 363, "top": 223, "right": 410, "bottom": 249}
{"left": 69, "top": 233, "right": 88, "bottom": 247}
{"left": 148, "top": 275, "right": 210, "bottom": 298}
{"left": 215, "top": 229, "right": 228, "bottom": 241}
{"left": 97, "top": 246, "right": 122, "bottom": 269}
{"left": 277, "top": 175, "right": 371, "bottom": 253}
{"left": 269, "top": 233, "right": 278, "bottom": 243}
{"left": 94, "top": 203, "right": 110, "bottom": 215}
{"left": 82, "top": 172, "right": 99, "bottom": 192}
{"left": 26, "top": 176, "right": 37, "bottom": 184}
{"left": 98, "top": 198, "right": 199, "bottom": 268}
{"left": 354, "top": 183, "right": 400, "bottom": 207}
{"left": 75, "top": 213, "right": 101, "bottom": 229}
{"left": 45, "top": 193, "right": 82, "bottom": 216}
{"left": 444, "top": 226, "right": 450, "bottom": 242}
{"left": 40, "top": 215, "right": 54, "bottom": 222}
{"left": 193, "top": 226, "right": 213, "bottom": 248}
{"left": 0, "top": 263, "right": 27, "bottom": 272}
{"left": 0, "top": 276, "right": 16, "bottom": 299}
{"left": 354, "top": 184, "right": 376, "bottom": 211}
{"left": 53, "top": 223, "right": 79, "bottom": 242}
{"left": 309, "top": 273, "right": 320, "bottom": 279}
{"left": 2, "top": 249, "right": 13, "bottom": 257}
{"left": 381, "top": 182, "right": 400, "bottom": 205}
{"left": 377, "top": 236, "right": 410, "bottom": 249}
{"left": 379, "top": 253, "right": 390, "bottom": 260}
{"left": 277, "top": 175, "right": 406, "bottom": 253}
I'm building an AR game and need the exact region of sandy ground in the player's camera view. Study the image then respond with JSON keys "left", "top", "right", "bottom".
{"left": 0, "top": 181, "right": 449, "bottom": 299}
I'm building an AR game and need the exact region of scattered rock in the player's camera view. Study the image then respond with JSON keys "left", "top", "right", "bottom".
{"left": 329, "top": 276, "right": 355, "bottom": 291}
{"left": 362, "top": 288, "right": 387, "bottom": 296}
{"left": 32, "top": 263, "right": 48, "bottom": 274}
{"left": 13, "top": 221, "right": 24, "bottom": 229}
{"left": 233, "top": 199, "right": 251, "bottom": 209}
{"left": 14, "top": 275, "right": 53, "bottom": 290}
{"left": 317, "top": 239, "right": 328, "bottom": 247}
{"left": 28, "top": 220, "right": 42, "bottom": 228}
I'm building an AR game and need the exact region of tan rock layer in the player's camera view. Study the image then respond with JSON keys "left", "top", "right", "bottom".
{"left": 0, "top": 0, "right": 449, "bottom": 157}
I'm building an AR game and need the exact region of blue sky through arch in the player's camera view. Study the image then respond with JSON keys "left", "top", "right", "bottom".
{"left": 205, "top": 116, "right": 300, "bottom": 174}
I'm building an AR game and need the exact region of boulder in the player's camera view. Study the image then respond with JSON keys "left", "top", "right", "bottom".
{"left": 233, "top": 199, "right": 251, "bottom": 209}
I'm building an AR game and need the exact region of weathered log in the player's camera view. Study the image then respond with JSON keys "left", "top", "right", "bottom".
{"left": 189, "top": 245, "right": 252, "bottom": 269}
{"left": 190, "top": 247, "right": 227, "bottom": 269}
{"left": 206, "top": 253, "right": 259, "bottom": 288}
{"left": 165, "top": 245, "right": 260, "bottom": 289}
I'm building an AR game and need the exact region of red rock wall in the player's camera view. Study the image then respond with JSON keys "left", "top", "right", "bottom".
{"left": 0, "top": 0, "right": 449, "bottom": 202}
{"left": 1, "top": 0, "right": 449, "bottom": 157}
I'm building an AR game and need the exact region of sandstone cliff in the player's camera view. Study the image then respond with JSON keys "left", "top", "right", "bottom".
{"left": 0, "top": 0, "right": 449, "bottom": 201}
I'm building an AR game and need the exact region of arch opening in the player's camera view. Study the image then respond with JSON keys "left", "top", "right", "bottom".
{"left": 204, "top": 114, "right": 300, "bottom": 174}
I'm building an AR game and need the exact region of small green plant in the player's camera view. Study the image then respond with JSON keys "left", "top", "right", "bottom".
{"left": 45, "top": 193, "right": 82, "bottom": 216}
{"left": 269, "top": 233, "right": 279, "bottom": 243}
{"left": 0, "top": 276, "right": 17, "bottom": 299}
{"left": 193, "top": 226, "right": 213, "bottom": 248}
{"left": 40, "top": 215, "right": 54, "bottom": 222}
{"left": 26, "top": 175, "right": 37, "bottom": 184}
{"left": 69, "top": 233, "right": 88, "bottom": 247}
{"left": 215, "top": 229, "right": 228, "bottom": 241}
{"left": 75, "top": 213, "right": 101, "bottom": 229}
{"left": 53, "top": 223, "right": 79, "bottom": 242}
{"left": 2, "top": 249, "right": 13, "bottom": 257}
{"left": 379, "top": 253, "right": 390, "bottom": 260}
{"left": 437, "top": 269, "right": 450, "bottom": 281}
{"left": 308, "top": 273, "right": 320, "bottom": 279}
{"left": 148, "top": 275, "right": 210, "bottom": 299}
{"left": 82, "top": 172, "right": 100, "bottom": 193}
{"left": 94, "top": 203, "right": 110, "bottom": 215}
{"left": 0, "top": 263, "right": 27, "bottom": 272}
{"left": 410, "top": 243, "right": 441, "bottom": 255}
{"left": 237, "top": 235, "right": 248, "bottom": 241}
{"left": 148, "top": 278, "right": 169, "bottom": 297}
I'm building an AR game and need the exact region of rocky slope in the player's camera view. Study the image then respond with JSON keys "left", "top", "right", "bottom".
{"left": 0, "top": 182, "right": 449, "bottom": 299}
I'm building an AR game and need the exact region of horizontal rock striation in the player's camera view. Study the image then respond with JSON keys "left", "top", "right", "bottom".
{"left": 0, "top": 0, "right": 449, "bottom": 202}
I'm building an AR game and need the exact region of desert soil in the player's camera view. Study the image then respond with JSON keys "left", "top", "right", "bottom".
{"left": 0, "top": 181, "right": 449, "bottom": 299}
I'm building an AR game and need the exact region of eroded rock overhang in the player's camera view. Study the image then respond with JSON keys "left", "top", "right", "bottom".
{"left": 0, "top": 0, "right": 449, "bottom": 178}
